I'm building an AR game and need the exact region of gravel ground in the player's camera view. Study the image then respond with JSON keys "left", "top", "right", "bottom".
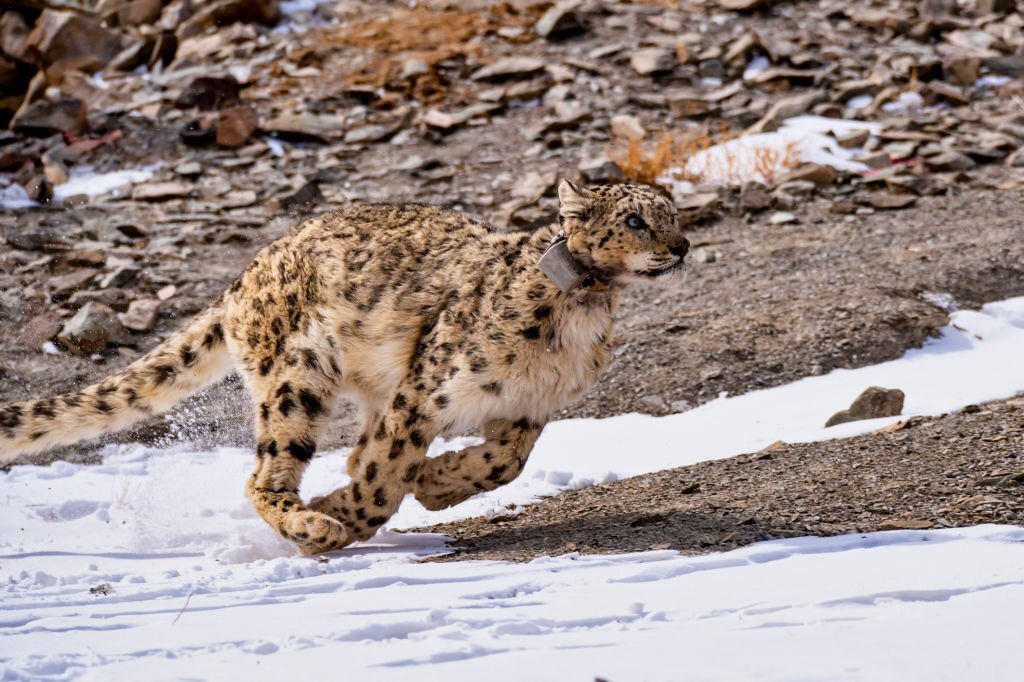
{"left": 421, "top": 396, "right": 1024, "bottom": 562}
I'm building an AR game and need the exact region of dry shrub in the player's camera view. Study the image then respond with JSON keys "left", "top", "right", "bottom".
{"left": 332, "top": 4, "right": 542, "bottom": 52}
{"left": 313, "top": 4, "right": 545, "bottom": 104}
{"left": 611, "top": 133, "right": 679, "bottom": 185}
{"left": 748, "top": 142, "right": 800, "bottom": 185}
{"left": 273, "top": 4, "right": 546, "bottom": 105}
{"left": 610, "top": 127, "right": 721, "bottom": 185}
{"left": 113, "top": 477, "right": 143, "bottom": 508}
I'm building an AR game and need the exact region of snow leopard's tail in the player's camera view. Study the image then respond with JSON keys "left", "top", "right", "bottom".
{"left": 0, "top": 306, "right": 234, "bottom": 462}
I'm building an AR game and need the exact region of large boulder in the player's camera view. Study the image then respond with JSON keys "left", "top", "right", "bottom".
{"left": 25, "top": 11, "right": 124, "bottom": 72}
{"left": 825, "top": 387, "right": 905, "bottom": 427}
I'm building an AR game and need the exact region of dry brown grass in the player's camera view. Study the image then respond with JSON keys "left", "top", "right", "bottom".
{"left": 332, "top": 5, "right": 543, "bottom": 52}
{"left": 113, "top": 477, "right": 143, "bottom": 508}
{"left": 274, "top": 4, "right": 547, "bottom": 104}
{"left": 611, "top": 133, "right": 680, "bottom": 185}
{"left": 611, "top": 125, "right": 801, "bottom": 187}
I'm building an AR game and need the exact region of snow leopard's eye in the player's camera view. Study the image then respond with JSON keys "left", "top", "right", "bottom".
{"left": 626, "top": 214, "right": 647, "bottom": 230}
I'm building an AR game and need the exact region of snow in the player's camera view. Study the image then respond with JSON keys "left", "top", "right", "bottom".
{"left": 0, "top": 181, "right": 35, "bottom": 210}
{"left": 52, "top": 167, "right": 156, "bottom": 202}
{"left": 976, "top": 75, "right": 1012, "bottom": 88}
{"left": 847, "top": 94, "right": 874, "bottom": 109}
{"left": 882, "top": 91, "right": 925, "bottom": 114}
{"left": 264, "top": 136, "right": 287, "bottom": 157}
{"left": 665, "top": 115, "right": 882, "bottom": 187}
{"left": 274, "top": 0, "right": 336, "bottom": 33}
{"left": 743, "top": 55, "right": 771, "bottom": 81}
{"left": 3, "top": 297, "right": 1024, "bottom": 679}
{"left": 280, "top": 0, "right": 333, "bottom": 15}
{"left": 0, "top": 166, "right": 156, "bottom": 210}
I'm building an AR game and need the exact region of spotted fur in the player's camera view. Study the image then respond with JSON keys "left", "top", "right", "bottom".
{"left": 0, "top": 181, "right": 688, "bottom": 554}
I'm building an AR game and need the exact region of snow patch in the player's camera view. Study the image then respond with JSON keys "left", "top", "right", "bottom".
{"left": 0, "top": 181, "right": 35, "bottom": 209}
{"left": 53, "top": 166, "right": 157, "bottom": 202}
{"left": 976, "top": 75, "right": 1012, "bottom": 88}
{"left": 743, "top": 55, "right": 771, "bottom": 80}
{"left": 847, "top": 94, "right": 873, "bottom": 109}
{"left": 882, "top": 90, "right": 925, "bottom": 113}
{"left": 665, "top": 115, "right": 881, "bottom": 187}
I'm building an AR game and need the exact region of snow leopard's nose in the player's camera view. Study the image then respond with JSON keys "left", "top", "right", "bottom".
{"left": 669, "top": 239, "right": 689, "bottom": 259}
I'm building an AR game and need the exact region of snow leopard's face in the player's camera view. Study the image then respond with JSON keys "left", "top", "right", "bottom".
{"left": 559, "top": 180, "right": 688, "bottom": 287}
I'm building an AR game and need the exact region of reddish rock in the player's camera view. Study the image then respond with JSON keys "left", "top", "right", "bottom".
{"left": 217, "top": 105, "right": 258, "bottom": 147}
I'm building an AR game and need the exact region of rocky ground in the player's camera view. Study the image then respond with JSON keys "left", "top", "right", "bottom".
{"left": 423, "top": 397, "right": 1024, "bottom": 561}
{"left": 1, "top": 1, "right": 1023, "bottom": 543}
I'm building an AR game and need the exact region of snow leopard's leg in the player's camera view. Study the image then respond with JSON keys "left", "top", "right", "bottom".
{"left": 246, "top": 364, "right": 347, "bottom": 554}
{"left": 413, "top": 418, "right": 544, "bottom": 511}
{"left": 344, "top": 412, "right": 378, "bottom": 479}
{"left": 309, "top": 385, "right": 436, "bottom": 543}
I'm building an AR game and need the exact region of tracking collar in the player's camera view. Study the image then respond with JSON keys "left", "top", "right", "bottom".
{"left": 538, "top": 234, "right": 596, "bottom": 293}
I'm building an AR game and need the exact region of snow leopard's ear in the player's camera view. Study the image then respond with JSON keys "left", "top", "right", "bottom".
{"left": 558, "top": 179, "right": 593, "bottom": 224}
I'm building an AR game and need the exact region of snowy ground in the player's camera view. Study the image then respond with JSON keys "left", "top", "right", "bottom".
{"left": 3, "top": 297, "right": 1024, "bottom": 681}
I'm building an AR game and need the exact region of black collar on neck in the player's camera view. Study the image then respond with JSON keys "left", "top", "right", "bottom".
{"left": 538, "top": 234, "right": 596, "bottom": 293}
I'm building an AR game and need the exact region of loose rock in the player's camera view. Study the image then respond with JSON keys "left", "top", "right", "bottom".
{"left": 176, "top": 76, "right": 242, "bottom": 111}
{"left": 769, "top": 211, "right": 797, "bottom": 225}
{"left": 775, "top": 163, "right": 836, "bottom": 187}
{"left": 472, "top": 57, "right": 546, "bottom": 81}
{"left": 861, "top": 194, "right": 917, "bottom": 210}
{"left": 263, "top": 113, "right": 345, "bottom": 141}
{"left": 57, "top": 302, "right": 128, "bottom": 355}
{"left": 217, "top": 105, "right": 258, "bottom": 147}
{"left": 826, "top": 387, "right": 905, "bottom": 427}
{"left": 535, "top": 1, "right": 586, "bottom": 40}
{"left": 739, "top": 183, "right": 771, "bottom": 212}
{"left": 27, "top": 10, "right": 124, "bottom": 71}
{"left": 120, "top": 298, "right": 162, "bottom": 332}
{"left": 18, "top": 313, "right": 63, "bottom": 350}
{"left": 279, "top": 182, "right": 323, "bottom": 213}
{"left": 131, "top": 182, "right": 194, "bottom": 201}
{"left": 610, "top": 114, "right": 645, "bottom": 141}
{"left": 11, "top": 99, "right": 88, "bottom": 137}
{"left": 631, "top": 48, "right": 675, "bottom": 76}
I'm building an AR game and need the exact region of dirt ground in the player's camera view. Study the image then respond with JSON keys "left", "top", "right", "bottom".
{"left": 422, "top": 396, "right": 1024, "bottom": 561}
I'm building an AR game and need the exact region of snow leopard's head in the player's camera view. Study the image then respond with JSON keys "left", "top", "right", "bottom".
{"left": 558, "top": 180, "right": 688, "bottom": 287}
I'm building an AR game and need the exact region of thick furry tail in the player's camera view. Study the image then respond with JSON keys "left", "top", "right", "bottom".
{"left": 1, "top": 306, "right": 234, "bottom": 461}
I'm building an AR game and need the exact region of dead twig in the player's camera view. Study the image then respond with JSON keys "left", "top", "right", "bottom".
{"left": 172, "top": 589, "right": 194, "bottom": 625}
